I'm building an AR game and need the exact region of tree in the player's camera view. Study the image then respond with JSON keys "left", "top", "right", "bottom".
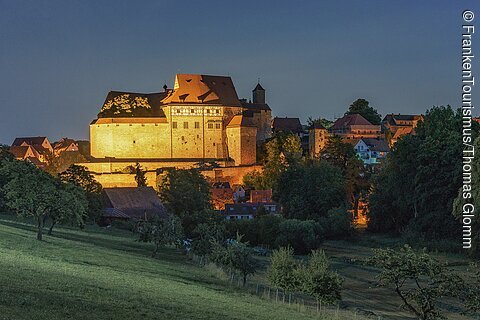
{"left": 191, "top": 222, "right": 226, "bottom": 264}
{"left": 244, "top": 133, "right": 302, "bottom": 190}
{"left": 267, "top": 247, "right": 300, "bottom": 299}
{"left": 59, "top": 164, "right": 103, "bottom": 222}
{"left": 46, "top": 182, "right": 88, "bottom": 235}
{"left": 44, "top": 151, "right": 86, "bottom": 175}
{"left": 307, "top": 117, "right": 333, "bottom": 130}
{"left": 0, "top": 159, "right": 86, "bottom": 240}
{"left": 137, "top": 215, "right": 183, "bottom": 257}
{"left": 274, "top": 219, "right": 319, "bottom": 254}
{"left": 345, "top": 98, "right": 381, "bottom": 125}
{"left": 370, "top": 245, "right": 467, "bottom": 320}
{"left": 275, "top": 162, "right": 345, "bottom": 220}
{"left": 209, "top": 234, "right": 257, "bottom": 286}
{"left": 127, "top": 162, "right": 147, "bottom": 187}
{"left": 321, "top": 135, "right": 370, "bottom": 217}
{"left": 300, "top": 250, "right": 343, "bottom": 308}
{"left": 158, "top": 168, "right": 211, "bottom": 216}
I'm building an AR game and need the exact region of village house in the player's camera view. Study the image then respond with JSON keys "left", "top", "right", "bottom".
{"left": 223, "top": 202, "right": 279, "bottom": 220}
{"left": 329, "top": 114, "right": 382, "bottom": 140}
{"left": 353, "top": 138, "right": 390, "bottom": 165}
{"left": 382, "top": 114, "right": 423, "bottom": 146}
{"left": 53, "top": 138, "right": 79, "bottom": 156}
{"left": 10, "top": 136, "right": 53, "bottom": 165}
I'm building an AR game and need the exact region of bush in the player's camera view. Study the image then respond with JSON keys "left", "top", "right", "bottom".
{"left": 275, "top": 219, "right": 320, "bottom": 254}
{"left": 318, "top": 207, "right": 355, "bottom": 239}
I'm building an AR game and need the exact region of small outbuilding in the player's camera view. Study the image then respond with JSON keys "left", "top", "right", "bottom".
{"left": 101, "top": 187, "right": 168, "bottom": 224}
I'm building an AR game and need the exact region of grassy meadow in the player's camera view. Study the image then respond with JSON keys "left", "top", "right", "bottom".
{"left": 0, "top": 214, "right": 369, "bottom": 320}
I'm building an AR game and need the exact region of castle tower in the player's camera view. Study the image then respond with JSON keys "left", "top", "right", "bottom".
{"left": 252, "top": 83, "right": 265, "bottom": 104}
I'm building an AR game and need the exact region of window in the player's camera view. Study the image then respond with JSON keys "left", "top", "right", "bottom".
{"left": 195, "top": 122, "right": 200, "bottom": 129}
{"left": 206, "top": 109, "right": 210, "bottom": 114}
{"left": 176, "top": 109, "right": 180, "bottom": 113}
{"left": 208, "top": 123, "right": 214, "bottom": 129}
{"left": 191, "top": 109, "right": 194, "bottom": 113}
{"left": 215, "top": 123, "right": 221, "bottom": 129}
{"left": 184, "top": 122, "right": 188, "bottom": 129}
{"left": 216, "top": 109, "right": 220, "bottom": 114}
{"left": 172, "top": 122, "right": 177, "bottom": 129}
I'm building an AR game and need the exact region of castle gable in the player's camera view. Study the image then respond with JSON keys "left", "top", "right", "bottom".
{"left": 165, "top": 74, "right": 241, "bottom": 106}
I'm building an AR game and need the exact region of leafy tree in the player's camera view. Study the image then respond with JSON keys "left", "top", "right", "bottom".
{"left": 126, "top": 162, "right": 147, "bottom": 187}
{"left": 191, "top": 222, "right": 226, "bottom": 264}
{"left": 275, "top": 162, "right": 345, "bottom": 220}
{"left": 307, "top": 117, "right": 333, "bottom": 130}
{"left": 47, "top": 182, "right": 88, "bottom": 235}
{"left": 158, "top": 168, "right": 211, "bottom": 216}
{"left": 244, "top": 133, "right": 302, "bottom": 190}
{"left": 59, "top": 164, "right": 103, "bottom": 222}
{"left": 44, "top": 151, "right": 86, "bottom": 175}
{"left": 275, "top": 219, "right": 319, "bottom": 254}
{"left": 209, "top": 234, "right": 257, "bottom": 286}
{"left": 370, "top": 245, "right": 467, "bottom": 320}
{"left": 137, "top": 215, "right": 184, "bottom": 257}
{"left": 300, "top": 250, "right": 343, "bottom": 307}
{"left": 267, "top": 247, "right": 300, "bottom": 297}
{"left": 320, "top": 135, "right": 356, "bottom": 171}
{"left": 345, "top": 98, "right": 381, "bottom": 125}
{"left": 317, "top": 207, "right": 355, "bottom": 239}
{"left": 0, "top": 159, "right": 86, "bottom": 240}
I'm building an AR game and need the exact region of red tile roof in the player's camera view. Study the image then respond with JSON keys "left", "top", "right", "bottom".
{"left": 330, "top": 114, "right": 373, "bottom": 130}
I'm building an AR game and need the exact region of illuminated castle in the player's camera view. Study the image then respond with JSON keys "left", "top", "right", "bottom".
{"left": 85, "top": 74, "right": 271, "bottom": 187}
{"left": 90, "top": 74, "right": 271, "bottom": 165}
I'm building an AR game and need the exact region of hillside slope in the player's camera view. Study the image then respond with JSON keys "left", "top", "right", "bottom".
{"left": 0, "top": 217, "right": 336, "bottom": 320}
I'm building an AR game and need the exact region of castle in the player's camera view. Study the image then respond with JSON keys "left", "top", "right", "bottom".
{"left": 83, "top": 74, "right": 271, "bottom": 187}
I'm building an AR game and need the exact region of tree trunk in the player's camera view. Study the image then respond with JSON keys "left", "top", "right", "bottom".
{"left": 243, "top": 274, "right": 247, "bottom": 287}
{"left": 48, "top": 220, "right": 56, "bottom": 235}
{"left": 151, "top": 242, "right": 159, "bottom": 258}
{"left": 37, "top": 216, "right": 44, "bottom": 241}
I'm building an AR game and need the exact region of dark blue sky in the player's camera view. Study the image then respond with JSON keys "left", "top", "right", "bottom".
{"left": 0, "top": 0, "right": 478, "bottom": 143}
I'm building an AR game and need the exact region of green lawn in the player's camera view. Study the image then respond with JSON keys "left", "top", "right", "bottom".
{"left": 0, "top": 215, "right": 361, "bottom": 320}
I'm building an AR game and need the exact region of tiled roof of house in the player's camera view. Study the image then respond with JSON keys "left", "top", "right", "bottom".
{"left": 382, "top": 114, "right": 423, "bottom": 126}
{"left": 103, "top": 187, "right": 168, "bottom": 220}
{"left": 272, "top": 117, "right": 303, "bottom": 133}
{"left": 9, "top": 146, "right": 31, "bottom": 159}
{"left": 12, "top": 136, "right": 49, "bottom": 147}
{"left": 361, "top": 138, "right": 390, "bottom": 152}
{"left": 250, "top": 190, "right": 272, "bottom": 203}
{"left": 54, "top": 138, "right": 77, "bottom": 150}
{"left": 330, "top": 114, "right": 373, "bottom": 130}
